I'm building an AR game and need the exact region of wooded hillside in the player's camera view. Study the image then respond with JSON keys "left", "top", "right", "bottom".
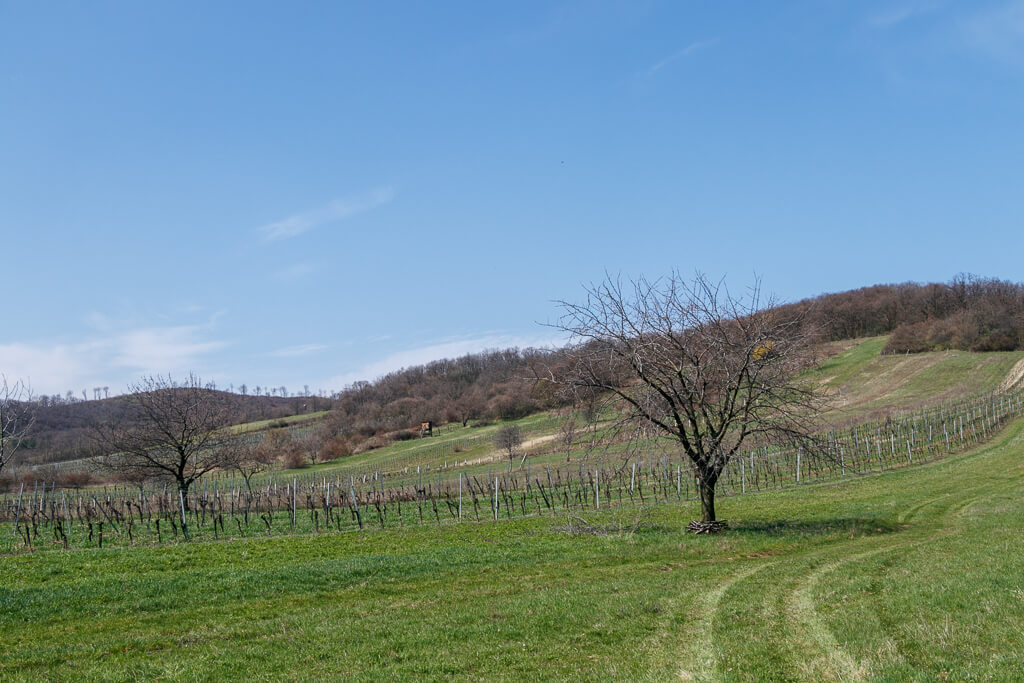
{"left": 9, "top": 275, "right": 1022, "bottom": 470}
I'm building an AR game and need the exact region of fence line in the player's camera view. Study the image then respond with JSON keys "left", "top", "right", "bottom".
{"left": 2, "top": 390, "right": 1021, "bottom": 552}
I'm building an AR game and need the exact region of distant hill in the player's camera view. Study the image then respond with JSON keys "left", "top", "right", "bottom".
{"left": 783, "top": 275, "right": 1024, "bottom": 353}
{"left": 18, "top": 392, "right": 331, "bottom": 468}
{"left": 12, "top": 275, "right": 1022, "bottom": 470}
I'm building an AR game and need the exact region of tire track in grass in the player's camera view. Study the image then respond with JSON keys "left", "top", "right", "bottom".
{"left": 692, "top": 492, "right": 961, "bottom": 680}
{"left": 677, "top": 507, "right": 943, "bottom": 679}
{"left": 852, "top": 492, "right": 1009, "bottom": 677}
{"left": 676, "top": 420, "right": 1024, "bottom": 680}
{"left": 854, "top": 425, "right": 1024, "bottom": 674}
{"left": 676, "top": 561, "right": 778, "bottom": 681}
{"left": 757, "top": 421, "right": 1024, "bottom": 679}
{"left": 704, "top": 488, "right": 997, "bottom": 678}
{"left": 785, "top": 490, "right": 994, "bottom": 681}
{"left": 787, "top": 488, "right": 1011, "bottom": 681}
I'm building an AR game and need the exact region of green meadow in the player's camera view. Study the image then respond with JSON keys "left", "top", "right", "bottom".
{"left": 3, "top": 417, "right": 1024, "bottom": 680}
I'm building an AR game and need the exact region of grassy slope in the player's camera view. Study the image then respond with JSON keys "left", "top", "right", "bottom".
{"left": 229, "top": 411, "right": 329, "bottom": 434}
{"left": 3, "top": 417, "right": 1024, "bottom": 680}
{"left": 811, "top": 337, "right": 1024, "bottom": 421}
{"left": 278, "top": 339, "right": 1023, "bottom": 482}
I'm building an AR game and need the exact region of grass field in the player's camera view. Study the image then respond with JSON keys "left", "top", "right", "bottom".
{"left": 4, "top": 414, "right": 1024, "bottom": 680}
{"left": 290, "top": 338, "right": 1024, "bottom": 480}
{"left": 812, "top": 337, "right": 1024, "bottom": 421}
{"left": 229, "top": 411, "right": 330, "bottom": 434}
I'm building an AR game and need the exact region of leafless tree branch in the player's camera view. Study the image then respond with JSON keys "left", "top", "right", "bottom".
{"left": 0, "top": 375, "right": 35, "bottom": 475}
{"left": 92, "top": 373, "right": 237, "bottom": 506}
{"left": 544, "top": 272, "right": 825, "bottom": 523}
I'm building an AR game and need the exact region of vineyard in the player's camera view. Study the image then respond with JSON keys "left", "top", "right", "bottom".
{"left": 4, "top": 387, "right": 1021, "bottom": 553}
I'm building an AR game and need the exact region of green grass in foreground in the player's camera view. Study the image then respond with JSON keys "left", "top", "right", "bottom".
{"left": 4, "top": 420, "right": 1024, "bottom": 680}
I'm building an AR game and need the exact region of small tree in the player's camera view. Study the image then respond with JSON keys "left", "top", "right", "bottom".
{"left": 493, "top": 423, "right": 524, "bottom": 471}
{"left": 227, "top": 440, "right": 277, "bottom": 494}
{"left": 93, "top": 374, "right": 236, "bottom": 508}
{"left": 551, "top": 272, "right": 822, "bottom": 525}
{"left": 0, "top": 376, "right": 34, "bottom": 476}
{"left": 558, "top": 410, "right": 578, "bottom": 462}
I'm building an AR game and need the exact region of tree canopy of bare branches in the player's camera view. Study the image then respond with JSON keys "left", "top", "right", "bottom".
{"left": 493, "top": 423, "right": 524, "bottom": 471}
{"left": 551, "top": 272, "right": 822, "bottom": 523}
{"left": 226, "top": 438, "right": 278, "bottom": 494}
{"left": 93, "top": 374, "right": 236, "bottom": 505}
{"left": 0, "top": 375, "right": 34, "bottom": 475}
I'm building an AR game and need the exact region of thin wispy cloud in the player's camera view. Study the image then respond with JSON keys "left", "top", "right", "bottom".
{"left": 868, "top": 7, "right": 916, "bottom": 28}
{"left": 865, "top": 0, "right": 944, "bottom": 30}
{"left": 274, "top": 262, "right": 317, "bottom": 281}
{"left": 641, "top": 38, "right": 718, "bottom": 77}
{"left": 962, "top": 0, "right": 1024, "bottom": 66}
{"left": 0, "top": 324, "right": 228, "bottom": 395}
{"left": 258, "top": 187, "right": 396, "bottom": 242}
{"left": 265, "top": 343, "right": 328, "bottom": 358}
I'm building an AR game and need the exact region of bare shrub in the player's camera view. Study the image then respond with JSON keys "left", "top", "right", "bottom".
{"left": 283, "top": 447, "right": 308, "bottom": 469}
{"left": 493, "top": 423, "right": 524, "bottom": 471}
{"left": 56, "top": 471, "right": 95, "bottom": 489}
{"left": 321, "top": 436, "right": 352, "bottom": 461}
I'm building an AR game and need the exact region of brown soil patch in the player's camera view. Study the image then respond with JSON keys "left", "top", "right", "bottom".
{"left": 1000, "top": 358, "right": 1024, "bottom": 392}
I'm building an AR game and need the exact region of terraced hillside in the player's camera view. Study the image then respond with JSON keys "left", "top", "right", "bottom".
{"left": 276, "top": 338, "right": 1024, "bottom": 484}
{"left": 812, "top": 337, "right": 1024, "bottom": 421}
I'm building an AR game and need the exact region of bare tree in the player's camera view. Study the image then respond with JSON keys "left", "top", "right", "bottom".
{"left": 296, "top": 433, "right": 322, "bottom": 465}
{"left": 550, "top": 272, "right": 822, "bottom": 525}
{"left": 93, "top": 374, "right": 237, "bottom": 507}
{"left": 0, "top": 376, "right": 34, "bottom": 475}
{"left": 558, "top": 409, "right": 578, "bottom": 462}
{"left": 226, "top": 439, "right": 277, "bottom": 494}
{"left": 493, "top": 423, "right": 524, "bottom": 471}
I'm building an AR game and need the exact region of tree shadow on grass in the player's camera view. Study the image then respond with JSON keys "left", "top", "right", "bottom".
{"left": 729, "top": 517, "right": 900, "bottom": 537}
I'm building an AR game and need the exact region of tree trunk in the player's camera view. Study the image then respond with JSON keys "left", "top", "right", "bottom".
{"left": 178, "top": 481, "right": 191, "bottom": 511}
{"left": 698, "top": 474, "right": 717, "bottom": 522}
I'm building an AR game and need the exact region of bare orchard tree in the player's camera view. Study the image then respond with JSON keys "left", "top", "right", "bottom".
{"left": 226, "top": 438, "right": 277, "bottom": 495}
{"left": 558, "top": 409, "right": 578, "bottom": 462}
{"left": 550, "top": 272, "right": 823, "bottom": 527}
{"left": 93, "top": 374, "right": 237, "bottom": 507}
{"left": 0, "top": 375, "right": 35, "bottom": 475}
{"left": 493, "top": 423, "right": 524, "bottom": 471}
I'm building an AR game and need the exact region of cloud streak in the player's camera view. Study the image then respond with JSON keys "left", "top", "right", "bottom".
{"left": 258, "top": 187, "right": 396, "bottom": 242}
{"left": 265, "top": 343, "right": 328, "bottom": 358}
{"left": 962, "top": 0, "right": 1024, "bottom": 66}
{"left": 0, "top": 325, "right": 228, "bottom": 395}
{"left": 642, "top": 38, "right": 718, "bottom": 77}
{"left": 274, "top": 262, "right": 317, "bottom": 281}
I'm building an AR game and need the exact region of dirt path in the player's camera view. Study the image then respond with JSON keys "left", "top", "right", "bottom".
{"left": 1000, "top": 357, "right": 1024, "bottom": 391}
{"left": 521, "top": 433, "right": 559, "bottom": 450}
{"left": 669, "top": 420, "right": 1024, "bottom": 680}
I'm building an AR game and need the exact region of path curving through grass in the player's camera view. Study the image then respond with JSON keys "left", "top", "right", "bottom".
{"left": 669, "top": 418, "right": 1024, "bottom": 681}
{"left": 3, "top": 421, "right": 1024, "bottom": 680}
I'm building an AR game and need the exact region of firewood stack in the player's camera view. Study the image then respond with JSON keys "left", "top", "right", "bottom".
{"left": 686, "top": 520, "right": 729, "bottom": 534}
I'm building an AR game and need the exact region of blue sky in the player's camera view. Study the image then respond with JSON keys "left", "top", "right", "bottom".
{"left": 2, "top": 1, "right": 1023, "bottom": 397}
